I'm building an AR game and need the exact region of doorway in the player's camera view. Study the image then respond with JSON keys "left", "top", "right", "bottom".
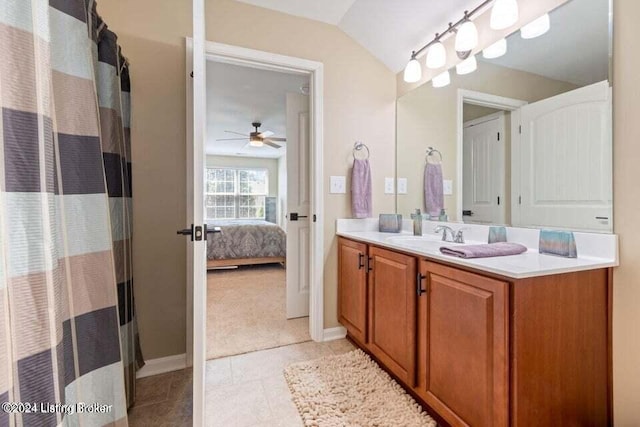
{"left": 204, "top": 60, "right": 311, "bottom": 359}
{"left": 186, "top": 39, "right": 325, "bottom": 425}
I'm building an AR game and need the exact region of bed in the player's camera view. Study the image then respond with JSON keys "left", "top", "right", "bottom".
{"left": 206, "top": 219, "right": 286, "bottom": 269}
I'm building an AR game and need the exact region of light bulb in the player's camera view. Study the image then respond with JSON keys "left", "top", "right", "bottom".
{"left": 432, "top": 71, "right": 451, "bottom": 88}
{"left": 490, "top": 0, "right": 519, "bottom": 30}
{"left": 483, "top": 38, "right": 507, "bottom": 59}
{"left": 426, "top": 42, "right": 446, "bottom": 69}
{"left": 249, "top": 138, "right": 263, "bottom": 147}
{"left": 456, "top": 56, "right": 477, "bottom": 75}
{"left": 521, "top": 13, "right": 550, "bottom": 39}
{"left": 455, "top": 20, "right": 478, "bottom": 52}
{"left": 403, "top": 58, "right": 422, "bottom": 83}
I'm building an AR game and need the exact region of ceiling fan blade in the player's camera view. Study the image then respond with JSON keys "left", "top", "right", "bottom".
{"left": 224, "top": 130, "right": 249, "bottom": 136}
{"left": 263, "top": 140, "right": 282, "bottom": 149}
{"left": 266, "top": 137, "right": 286, "bottom": 142}
{"left": 258, "top": 130, "right": 274, "bottom": 138}
{"left": 216, "top": 138, "right": 249, "bottom": 141}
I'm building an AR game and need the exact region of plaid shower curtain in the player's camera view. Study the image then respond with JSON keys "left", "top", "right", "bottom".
{"left": 0, "top": 0, "right": 140, "bottom": 425}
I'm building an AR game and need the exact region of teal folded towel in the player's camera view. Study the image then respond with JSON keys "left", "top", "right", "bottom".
{"left": 488, "top": 226, "right": 507, "bottom": 243}
{"left": 539, "top": 230, "right": 577, "bottom": 258}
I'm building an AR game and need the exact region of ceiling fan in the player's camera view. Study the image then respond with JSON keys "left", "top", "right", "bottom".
{"left": 216, "top": 122, "right": 286, "bottom": 149}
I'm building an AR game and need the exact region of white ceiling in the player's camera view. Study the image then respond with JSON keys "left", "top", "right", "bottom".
{"left": 232, "top": 0, "right": 609, "bottom": 78}
{"left": 481, "top": 0, "right": 609, "bottom": 86}
{"left": 206, "top": 61, "right": 308, "bottom": 158}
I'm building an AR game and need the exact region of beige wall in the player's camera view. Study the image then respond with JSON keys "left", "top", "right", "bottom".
{"left": 612, "top": 0, "right": 640, "bottom": 423}
{"left": 396, "top": 61, "right": 577, "bottom": 218}
{"left": 206, "top": 155, "right": 279, "bottom": 196}
{"left": 99, "top": 0, "right": 396, "bottom": 359}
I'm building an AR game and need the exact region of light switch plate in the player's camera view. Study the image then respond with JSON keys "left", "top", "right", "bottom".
{"left": 384, "top": 177, "right": 395, "bottom": 194}
{"left": 397, "top": 178, "right": 408, "bottom": 194}
{"left": 330, "top": 176, "right": 346, "bottom": 194}
{"left": 443, "top": 179, "right": 453, "bottom": 195}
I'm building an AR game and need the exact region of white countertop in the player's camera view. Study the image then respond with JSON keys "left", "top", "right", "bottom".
{"left": 336, "top": 219, "right": 619, "bottom": 279}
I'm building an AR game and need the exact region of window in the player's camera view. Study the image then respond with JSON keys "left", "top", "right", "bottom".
{"left": 205, "top": 168, "right": 268, "bottom": 220}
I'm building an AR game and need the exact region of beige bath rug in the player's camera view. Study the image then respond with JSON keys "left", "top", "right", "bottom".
{"left": 284, "top": 349, "right": 436, "bottom": 427}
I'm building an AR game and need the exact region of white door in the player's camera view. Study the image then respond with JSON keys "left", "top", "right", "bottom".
{"left": 286, "top": 92, "right": 310, "bottom": 319}
{"left": 187, "top": 1, "right": 206, "bottom": 426}
{"left": 462, "top": 112, "right": 506, "bottom": 224}
{"left": 514, "top": 80, "right": 612, "bottom": 231}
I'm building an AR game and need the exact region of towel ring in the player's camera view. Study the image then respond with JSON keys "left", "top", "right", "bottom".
{"left": 353, "top": 141, "right": 370, "bottom": 160}
{"left": 426, "top": 147, "right": 443, "bottom": 164}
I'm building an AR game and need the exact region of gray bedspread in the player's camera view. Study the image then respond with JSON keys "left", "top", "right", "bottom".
{"left": 206, "top": 220, "right": 286, "bottom": 260}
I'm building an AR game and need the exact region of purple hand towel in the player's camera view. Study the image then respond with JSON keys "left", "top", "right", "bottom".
{"left": 351, "top": 158, "right": 372, "bottom": 218}
{"left": 424, "top": 163, "right": 444, "bottom": 217}
{"left": 440, "top": 242, "right": 528, "bottom": 259}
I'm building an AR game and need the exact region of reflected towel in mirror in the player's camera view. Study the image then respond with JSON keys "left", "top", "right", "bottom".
{"left": 424, "top": 163, "right": 444, "bottom": 217}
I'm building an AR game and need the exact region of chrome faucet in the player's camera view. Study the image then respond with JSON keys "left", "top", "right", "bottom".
{"left": 434, "top": 226, "right": 465, "bottom": 243}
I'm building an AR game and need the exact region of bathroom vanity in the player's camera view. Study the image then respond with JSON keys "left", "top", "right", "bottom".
{"left": 337, "top": 220, "right": 617, "bottom": 427}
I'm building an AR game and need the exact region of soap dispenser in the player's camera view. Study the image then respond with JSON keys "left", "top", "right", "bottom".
{"left": 413, "top": 209, "right": 423, "bottom": 236}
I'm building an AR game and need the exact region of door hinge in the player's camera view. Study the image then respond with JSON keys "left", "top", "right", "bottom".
{"left": 497, "top": 196, "right": 500, "bottom": 205}
{"left": 313, "top": 214, "right": 317, "bottom": 222}
{"left": 519, "top": 125, "right": 522, "bottom": 134}
{"left": 190, "top": 71, "right": 194, "bottom": 78}
{"left": 518, "top": 195, "right": 522, "bottom": 205}
{"left": 497, "top": 132, "right": 500, "bottom": 141}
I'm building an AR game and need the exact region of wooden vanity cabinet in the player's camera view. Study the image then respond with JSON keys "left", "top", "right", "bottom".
{"left": 367, "top": 246, "right": 417, "bottom": 385}
{"left": 337, "top": 237, "right": 611, "bottom": 427}
{"left": 337, "top": 238, "right": 368, "bottom": 344}
{"left": 416, "top": 261, "right": 509, "bottom": 427}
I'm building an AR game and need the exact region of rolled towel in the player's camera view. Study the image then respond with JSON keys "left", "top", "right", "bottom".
{"left": 351, "top": 158, "right": 372, "bottom": 218}
{"left": 424, "top": 163, "right": 444, "bottom": 217}
{"left": 440, "top": 242, "right": 527, "bottom": 259}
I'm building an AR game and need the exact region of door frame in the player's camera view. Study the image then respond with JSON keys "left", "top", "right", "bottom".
{"left": 456, "top": 89, "right": 527, "bottom": 222}
{"left": 185, "top": 41, "right": 325, "bottom": 360}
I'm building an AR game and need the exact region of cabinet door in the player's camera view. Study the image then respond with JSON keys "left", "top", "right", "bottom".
{"left": 368, "top": 246, "right": 417, "bottom": 385}
{"left": 338, "top": 238, "right": 368, "bottom": 344}
{"left": 417, "top": 261, "right": 508, "bottom": 427}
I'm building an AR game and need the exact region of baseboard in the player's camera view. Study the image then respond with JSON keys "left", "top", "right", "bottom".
{"left": 136, "top": 353, "right": 187, "bottom": 379}
{"left": 323, "top": 326, "right": 347, "bottom": 342}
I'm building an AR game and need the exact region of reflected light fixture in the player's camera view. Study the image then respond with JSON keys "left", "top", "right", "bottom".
{"left": 456, "top": 55, "right": 477, "bottom": 75}
{"left": 403, "top": 54, "right": 422, "bottom": 83}
{"left": 521, "top": 13, "right": 550, "bottom": 39}
{"left": 455, "top": 14, "right": 479, "bottom": 53}
{"left": 432, "top": 70, "right": 451, "bottom": 88}
{"left": 482, "top": 38, "right": 507, "bottom": 59}
{"left": 426, "top": 39, "right": 446, "bottom": 69}
{"left": 490, "top": 0, "right": 519, "bottom": 30}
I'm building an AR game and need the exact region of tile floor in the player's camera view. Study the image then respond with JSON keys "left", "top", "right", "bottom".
{"left": 128, "top": 338, "right": 356, "bottom": 426}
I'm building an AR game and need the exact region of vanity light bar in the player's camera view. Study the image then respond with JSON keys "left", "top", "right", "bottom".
{"left": 403, "top": 0, "right": 521, "bottom": 84}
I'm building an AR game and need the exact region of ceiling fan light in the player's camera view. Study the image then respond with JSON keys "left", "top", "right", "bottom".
{"left": 521, "top": 13, "right": 550, "bottom": 39}
{"left": 455, "top": 20, "right": 478, "bottom": 52}
{"left": 426, "top": 42, "right": 446, "bottom": 69}
{"left": 432, "top": 70, "right": 451, "bottom": 88}
{"left": 490, "top": 0, "right": 519, "bottom": 30}
{"left": 483, "top": 38, "right": 507, "bottom": 59}
{"left": 403, "top": 57, "right": 422, "bottom": 83}
{"left": 249, "top": 137, "right": 263, "bottom": 147}
{"left": 456, "top": 55, "right": 477, "bottom": 75}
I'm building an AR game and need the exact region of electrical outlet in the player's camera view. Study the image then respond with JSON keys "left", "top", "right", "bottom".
{"left": 384, "top": 177, "right": 395, "bottom": 194}
{"left": 330, "top": 176, "right": 346, "bottom": 194}
{"left": 443, "top": 180, "right": 453, "bottom": 195}
{"left": 397, "top": 178, "right": 408, "bottom": 194}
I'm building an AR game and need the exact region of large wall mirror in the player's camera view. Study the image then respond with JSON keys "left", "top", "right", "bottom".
{"left": 396, "top": 0, "right": 612, "bottom": 232}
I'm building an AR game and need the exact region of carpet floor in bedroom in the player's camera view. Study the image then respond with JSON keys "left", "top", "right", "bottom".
{"left": 207, "top": 264, "right": 310, "bottom": 360}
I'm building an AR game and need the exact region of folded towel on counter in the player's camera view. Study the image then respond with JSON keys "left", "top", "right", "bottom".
{"left": 440, "top": 242, "right": 528, "bottom": 259}
{"left": 351, "top": 158, "right": 372, "bottom": 218}
{"left": 424, "top": 163, "right": 444, "bottom": 217}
